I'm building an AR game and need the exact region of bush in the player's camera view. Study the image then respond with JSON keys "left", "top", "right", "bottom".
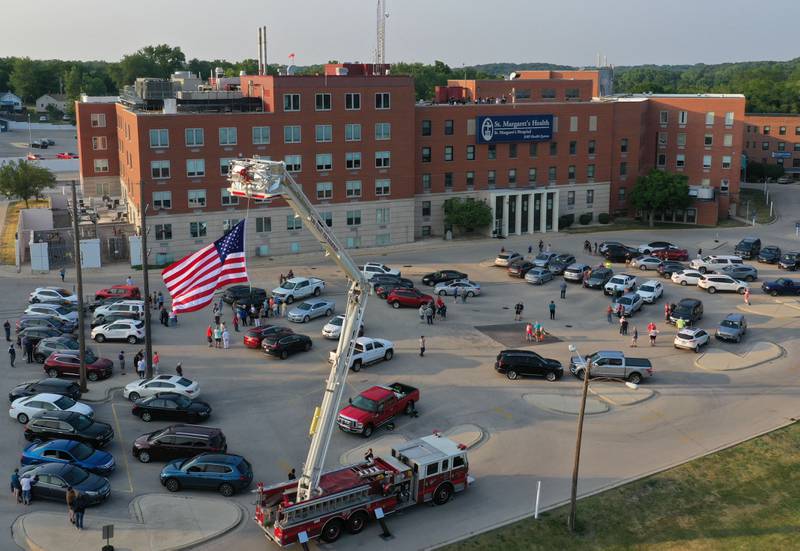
{"left": 579, "top": 213, "right": 593, "bottom": 225}
{"left": 558, "top": 213, "right": 575, "bottom": 228}
{"left": 598, "top": 212, "right": 611, "bottom": 224}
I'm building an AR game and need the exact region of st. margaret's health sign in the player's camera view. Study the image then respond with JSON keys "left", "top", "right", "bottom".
{"left": 476, "top": 115, "right": 553, "bottom": 144}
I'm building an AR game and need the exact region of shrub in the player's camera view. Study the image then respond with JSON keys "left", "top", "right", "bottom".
{"left": 598, "top": 212, "right": 611, "bottom": 224}
{"left": 558, "top": 213, "right": 575, "bottom": 228}
{"left": 579, "top": 213, "right": 593, "bottom": 225}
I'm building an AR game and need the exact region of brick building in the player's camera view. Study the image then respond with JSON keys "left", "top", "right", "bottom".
{"left": 742, "top": 114, "right": 800, "bottom": 179}
{"left": 75, "top": 65, "right": 745, "bottom": 259}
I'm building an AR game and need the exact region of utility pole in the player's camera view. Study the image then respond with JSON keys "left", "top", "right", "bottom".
{"left": 568, "top": 353, "right": 591, "bottom": 533}
{"left": 70, "top": 181, "right": 88, "bottom": 393}
{"left": 139, "top": 182, "right": 153, "bottom": 379}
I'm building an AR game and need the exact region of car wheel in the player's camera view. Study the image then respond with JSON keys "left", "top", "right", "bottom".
{"left": 404, "top": 401, "right": 415, "bottom": 415}
{"left": 47, "top": 368, "right": 59, "bottom": 378}
{"left": 325, "top": 309, "right": 332, "bottom": 317}
{"left": 31, "top": 297, "right": 39, "bottom": 303}
{"left": 738, "top": 287, "right": 746, "bottom": 295}
{"left": 439, "top": 290, "right": 447, "bottom": 296}
{"left": 545, "top": 371, "right": 557, "bottom": 382}
{"left": 304, "top": 342, "right": 312, "bottom": 352}
{"left": 391, "top": 301, "right": 400, "bottom": 309}
{"left": 141, "top": 411, "right": 152, "bottom": 422}
{"left": 351, "top": 360, "right": 362, "bottom": 372}
{"left": 735, "top": 335, "right": 741, "bottom": 343}
{"left": 94, "top": 334, "right": 105, "bottom": 343}
{"left": 17, "top": 413, "right": 29, "bottom": 424}
{"left": 433, "top": 483, "right": 454, "bottom": 505}
{"left": 771, "top": 290, "right": 779, "bottom": 297}
{"left": 746, "top": 276, "right": 754, "bottom": 282}
{"left": 628, "top": 372, "right": 643, "bottom": 385}
{"left": 639, "top": 265, "right": 647, "bottom": 271}
{"left": 321, "top": 518, "right": 344, "bottom": 543}
{"left": 285, "top": 295, "right": 294, "bottom": 304}
{"left": 681, "top": 280, "right": 687, "bottom": 286}
{"left": 313, "top": 288, "right": 321, "bottom": 297}
{"left": 127, "top": 335, "right": 138, "bottom": 344}
{"left": 506, "top": 370, "right": 519, "bottom": 380}
{"left": 137, "top": 451, "right": 151, "bottom": 463}
{"left": 33, "top": 353, "right": 45, "bottom": 363}
{"left": 302, "top": 315, "right": 309, "bottom": 323}
{"left": 346, "top": 511, "right": 368, "bottom": 534}
{"left": 362, "top": 424, "right": 373, "bottom": 438}
{"left": 280, "top": 350, "right": 289, "bottom": 360}
{"left": 129, "top": 392, "right": 140, "bottom": 402}
{"left": 699, "top": 267, "right": 707, "bottom": 274}
{"left": 165, "top": 478, "right": 180, "bottom": 492}
{"left": 219, "top": 483, "right": 235, "bottom": 497}
{"left": 384, "top": 349, "right": 394, "bottom": 361}
{"left": 707, "top": 287, "right": 716, "bottom": 294}
{"left": 88, "top": 372, "right": 99, "bottom": 382}
{"left": 576, "top": 369, "right": 587, "bottom": 381}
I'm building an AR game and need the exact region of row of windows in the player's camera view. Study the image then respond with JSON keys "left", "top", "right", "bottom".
{"left": 747, "top": 124, "right": 800, "bottom": 136}
{"left": 421, "top": 139, "right": 608, "bottom": 163}
{"left": 315, "top": 179, "right": 391, "bottom": 199}
{"left": 657, "top": 132, "right": 735, "bottom": 147}
{"left": 659, "top": 110, "right": 735, "bottom": 127}
{"left": 747, "top": 140, "right": 800, "bottom": 152}
{"left": 282, "top": 91, "right": 390, "bottom": 112}
{"left": 421, "top": 115, "right": 599, "bottom": 137}
{"left": 656, "top": 154, "right": 733, "bottom": 170}
{"left": 419, "top": 163, "right": 610, "bottom": 190}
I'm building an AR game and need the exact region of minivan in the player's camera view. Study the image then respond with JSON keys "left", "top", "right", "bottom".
{"left": 734, "top": 237, "right": 762, "bottom": 260}
{"left": 132, "top": 425, "right": 227, "bottom": 463}
{"left": 669, "top": 298, "right": 704, "bottom": 325}
{"left": 689, "top": 255, "right": 744, "bottom": 274}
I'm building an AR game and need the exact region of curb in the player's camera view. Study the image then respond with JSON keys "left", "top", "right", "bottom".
{"left": 694, "top": 342, "right": 786, "bottom": 372}
{"left": 81, "top": 385, "right": 124, "bottom": 403}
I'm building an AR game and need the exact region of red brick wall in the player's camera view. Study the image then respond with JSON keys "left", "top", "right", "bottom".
{"left": 743, "top": 114, "right": 800, "bottom": 172}
{"left": 75, "top": 102, "right": 119, "bottom": 178}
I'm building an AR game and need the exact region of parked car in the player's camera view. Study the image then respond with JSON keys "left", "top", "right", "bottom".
{"left": 599, "top": 241, "right": 627, "bottom": 254}
{"left": 673, "top": 327, "right": 711, "bottom": 352}
{"left": 18, "top": 327, "right": 62, "bottom": 347}
{"left": 29, "top": 287, "right": 77, "bottom": 305}
{"left": 56, "top": 152, "right": 79, "bottom": 159}
{"left": 669, "top": 298, "right": 704, "bottom": 325}
{"left": 532, "top": 252, "right": 558, "bottom": 268}
{"left": 262, "top": 333, "right": 313, "bottom": 359}
{"left": 321, "top": 315, "right": 364, "bottom": 339}
{"left": 652, "top": 247, "right": 690, "bottom": 261}
{"left": 583, "top": 267, "right": 613, "bottom": 289}
{"left": 91, "top": 319, "right": 144, "bottom": 343}
{"left": 697, "top": 274, "right": 748, "bottom": 294}
{"left": 132, "top": 393, "right": 211, "bottom": 423}
{"left": 494, "top": 350, "right": 563, "bottom": 381}
{"left": 23, "top": 410, "right": 114, "bottom": 448}
{"left": 525, "top": 268, "right": 554, "bottom": 285}
{"left": 421, "top": 270, "right": 468, "bottom": 286}
{"left": 433, "top": 279, "right": 481, "bottom": 297}
{"left": 160, "top": 453, "right": 253, "bottom": 496}
{"left": 721, "top": 264, "right": 758, "bottom": 282}
{"left": 123, "top": 375, "right": 199, "bottom": 401}
{"left": 757, "top": 246, "right": 782, "bottom": 264}
{"left": 715, "top": 313, "right": 748, "bottom": 343}
{"left": 659, "top": 261, "right": 688, "bottom": 279}
{"left": 132, "top": 425, "right": 227, "bottom": 463}
{"left": 16, "top": 315, "right": 74, "bottom": 335}
{"left": 221, "top": 285, "right": 268, "bottom": 308}
{"left": 361, "top": 262, "right": 401, "bottom": 279}
{"left": 613, "top": 293, "right": 644, "bottom": 317}
{"left": 331, "top": 337, "right": 395, "bottom": 372}
{"left": 734, "top": 237, "right": 761, "bottom": 260}
{"left": 638, "top": 241, "right": 677, "bottom": 255}
{"left": 778, "top": 252, "right": 800, "bottom": 271}
{"left": 671, "top": 269, "right": 704, "bottom": 286}
{"left": 21, "top": 439, "right": 115, "bottom": 475}
{"left": 18, "top": 463, "right": 110, "bottom": 505}
{"left": 370, "top": 274, "right": 412, "bottom": 289}
{"left": 494, "top": 251, "right": 522, "bottom": 267}
{"left": 94, "top": 285, "right": 141, "bottom": 301}
{"left": 24, "top": 303, "right": 78, "bottom": 324}
{"left": 33, "top": 337, "right": 81, "bottom": 363}
{"left": 91, "top": 312, "right": 141, "bottom": 328}
{"left": 636, "top": 280, "right": 664, "bottom": 303}
{"left": 93, "top": 300, "right": 144, "bottom": 322}
{"left": 563, "top": 263, "right": 591, "bottom": 282}
{"left": 337, "top": 383, "right": 418, "bottom": 437}
{"left": 629, "top": 256, "right": 663, "bottom": 271}
{"left": 271, "top": 277, "right": 325, "bottom": 304}
{"left": 44, "top": 351, "right": 113, "bottom": 381}
{"left": 243, "top": 325, "right": 292, "bottom": 348}
{"left": 548, "top": 254, "right": 577, "bottom": 275}
{"left": 386, "top": 288, "right": 433, "bottom": 309}
{"left": 762, "top": 278, "right": 800, "bottom": 296}
{"left": 690, "top": 255, "right": 744, "bottom": 274}
{"left": 604, "top": 274, "right": 638, "bottom": 295}
{"left": 287, "top": 298, "right": 335, "bottom": 323}
{"left": 777, "top": 176, "right": 794, "bottom": 184}
{"left": 374, "top": 279, "right": 415, "bottom": 299}
{"left": 569, "top": 350, "right": 654, "bottom": 384}
{"left": 507, "top": 260, "right": 535, "bottom": 278}
{"left": 604, "top": 245, "right": 641, "bottom": 263}
{"left": 10, "top": 393, "right": 93, "bottom": 424}
{"left": 9, "top": 378, "right": 81, "bottom": 403}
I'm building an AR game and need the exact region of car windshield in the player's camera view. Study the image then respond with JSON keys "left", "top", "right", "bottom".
{"left": 329, "top": 317, "right": 343, "bottom": 326}
{"left": 535, "top": 253, "right": 551, "bottom": 261}
{"left": 610, "top": 278, "right": 623, "bottom": 284}
{"left": 677, "top": 332, "right": 696, "bottom": 340}
{"left": 54, "top": 396, "right": 76, "bottom": 409}
{"left": 279, "top": 281, "right": 297, "bottom": 290}
{"left": 618, "top": 297, "right": 632, "bottom": 305}
{"left": 554, "top": 255, "right": 571, "bottom": 262}
{"left": 721, "top": 320, "right": 739, "bottom": 329}
{"left": 640, "top": 285, "right": 655, "bottom": 292}
{"left": 54, "top": 306, "right": 70, "bottom": 315}
{"left": 498, "top": 254, "right": 510, "bottom": 260}
{"left": 351, "top": 395, "right": 378, "bottom": 412}
{"left": 73, "top": 415, "right": 92, "bottom": 431}
{"left": 176, "top": 378, "right": 192, "bottom": 387}
{"left": 782, "top": 254, "right": 798, "bottom": 261}
{"left": 61, "top": 468, "right": 89, "bottom": 486}
{"left": 71, "top": 442, "right": 94, "bottom": 460}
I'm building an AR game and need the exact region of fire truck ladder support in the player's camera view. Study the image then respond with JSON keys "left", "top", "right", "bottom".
{"left": 227, "top": 159, "right": 369, "bottom": 503}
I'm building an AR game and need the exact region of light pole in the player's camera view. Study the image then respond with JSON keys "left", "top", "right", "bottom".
{"left": 27, "top": 113, "right": 32, "bottom": 153}
{"left": 70, "top": 181, "right": 88, "bottom": 393}
{"left": 139, "top": 182, "right": 153, "bottom": 379}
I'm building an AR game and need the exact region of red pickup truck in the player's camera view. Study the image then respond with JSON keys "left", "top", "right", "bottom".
{"left": 337, "top": 383, "right": 419, "bottom": 437}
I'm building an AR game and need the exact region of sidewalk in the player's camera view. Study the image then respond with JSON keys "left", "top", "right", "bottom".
{"left": 13, "top": 493, "right": 243, "bottom": 551}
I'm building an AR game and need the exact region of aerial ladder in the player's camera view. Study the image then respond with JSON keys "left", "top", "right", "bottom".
{"left": 227, "top": 159, "right": 369, "bottom": 502}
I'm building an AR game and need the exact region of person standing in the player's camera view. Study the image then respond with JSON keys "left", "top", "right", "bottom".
{"left": 176, "top": 362, "right": 183, "bottom": 377}
{"left": 525, "top": 322, "right": 534, "bottom": 342}
{"left": 10, "top": 469, "right": 21, "bottom": 503}
{"left": 548, "top": 300, "right": 556, "bottom": 320}
{"left": 538, "top": 240, "right": 544, "bottom": 253}
{"left": 453, "top": 286, "right": 460, "bottom": 304}
{"left": 425, "top": 304, "right": 434, "bottom": 325}
{"left": 419, "top": 336, "right": 426, "bottom": 357}
{"left": 206, "top": 325, "right": 213, "bottom": 347}
{"left": 664, "top": 303, "right": 671, "bottom": 322}
{"left": 619, "top": 315, "right": 626, "bottom": 335}
{"left": 560, "top": 280, "right": 567, "bottom": 300}
{"left": 528, "top": 244, "right": 533, "bottom": 254}
{"left": 136, "top": 357, "right": 146, "bottom": 379}
{"left": 159, "top": 307, "right": 168, "bottom": 327}
{"left": 20, "top": 475, "right": 32, "bottom": 505}
{"left": 280, "top": 301, "right": 287, "bottom": 318}
{"left": 621, "top": 316, "right": 629, "bottom": 336}
{"left": 24, "top": 337, "right": 33, "bottom": 364}
{"left": 594, "top": 242, "right": 598, "bottom": 255}
{"left": 157, "top": 292, "right": 164, "bottom": 310}
{"left": 535, "top": 321, "right": 544, "bottom": 342}
{"left": 418, "top": 304, "right": 426, "bottom": 323}
{"left": 118, "top": 350, "right": 125, "bottom": 375}
{"left": 232, "top": 313, "right": 239, "bottom": 332}
{"left": 606, "top": 304, "right": 613, "bottom": 324}
{"left": 59, "top": 267, "right": 66, "bottom": 282}
{"left": 3, "top": 320, "right": 10, "bottom": 342}
{"left": 744, "top": 288, "right": 751, "bottom": 306}
{"left": 648, "top": 322, "right": 658, "bottom": 346}
{"left": 66, "top": 486, "right": 77, "bottom": 525}
{"left": 272, "top": 299, "right": 280, "bottom": 318}
{"left": 213, "top": 325, "right": 222, "bottom": 348}
{"left": 675, "top": 317, "right": 686, "bottom": 331}
{"left": 630, "top": 326, "right": 639, "bottom": 347}
{"left": 152, "top": 352, "right": 160, "bottom": 375}
{"left": 514, "top": 302, "right": 524, "bottom": 321}
{"left": 222, "top": 327, "right": 230, "bottom": 349}
{"left": 8, "top": 344, "right": 15, "bottom": 368}
{"left": 72, "top": 491, "right": 86, "bottom": 529}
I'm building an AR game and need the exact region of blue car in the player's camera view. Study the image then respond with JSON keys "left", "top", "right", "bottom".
{"left": 160, "top": 453, "right": 253, "bottom": 496}
{"left": 21, "top": 439, "right": 115, "bottom": 475}
{"left": 761, "top": 278, "right": 800, "bottom": 296}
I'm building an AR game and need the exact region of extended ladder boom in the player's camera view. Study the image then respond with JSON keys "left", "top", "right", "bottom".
{"left": 227, "top": 159, "right": 369, "bottom": 502}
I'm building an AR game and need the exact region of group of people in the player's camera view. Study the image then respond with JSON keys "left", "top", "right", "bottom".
{"left": 525, "top": 321, "right": 547, "bottom": 342}
{"left": 418, "top": 298, "right": 447, "bottom": 325}
{"left": 11, "top": 470, "right": 88, "bottom": 528}
{"left": 206, "top": 321, "right": 231, "bottom": 349}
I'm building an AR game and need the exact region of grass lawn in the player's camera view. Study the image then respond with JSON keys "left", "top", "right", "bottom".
{"left": 0, "top": 199, "right": 48, "bottom": 264}
{"left": 447, "top": 422, "right": 800, "bottom": 551}
{"left": 737, "top": 189, "right": 776, "bottom": 224}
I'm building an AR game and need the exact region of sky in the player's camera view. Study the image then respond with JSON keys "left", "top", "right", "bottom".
{"left": 4, "top": 0, "right": 799, "bottom": 67}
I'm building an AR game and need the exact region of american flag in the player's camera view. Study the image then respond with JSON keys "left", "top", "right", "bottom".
{"left": 162, "top": 220, "right": 249, "bottom": 314}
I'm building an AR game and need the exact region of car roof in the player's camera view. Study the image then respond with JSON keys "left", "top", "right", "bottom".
{"left": 32, "top": 378, "right": 78, "bottom": 388}
{"left": 167, "top": 424, "right": 222, "bottom": 436}
{"left": 500, "top": 349, "right": 542, "bottom": 357}
{"left": 678, "top": 327, "right": 703, "bottom": 335}
{"left": 620, "top": 292, "right": 639, "bottom": 299}
{"left": 298, "top": 298, "right": 330, "bottom": 305}
{"left": 26, "top": 393, "right": 65, "bottom": 402}
{"left": 152, "top": 392, "right": 185, "bottom": 400}
{"left": 35, "top": 439, "right": 79, "bottom": 451}
{"left": 678, "top": 298, "right": 702, "bottom": 305}
{"left": 723, "top": 313, "right": 745, "bottom": 321}
{"left": 25, "top": 462, "right": 72, "bottom": 475}
{"left": 194, "top": 453, "right": 242, "bottom": 464}
{"left": 640, "top": 280, "right": 661, "bottom": 286}
{"left": 567, "top": 263, "right": 589, "bottom": 269}
{"left": 32, "top": 410, "right": 79, "bottom": 420}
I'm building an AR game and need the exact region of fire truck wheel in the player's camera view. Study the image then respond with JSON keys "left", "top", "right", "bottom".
{"left": 321, "top": 518, "right": 344, "bottom": 543}
{"left": 362, "top": 424, "right": 374, "bottom": 438}
{"left": 346, "top": 511, "right": 368, "bottom": 534}
{"left": 433, "top": 483, "right": 453, "bottom": 505}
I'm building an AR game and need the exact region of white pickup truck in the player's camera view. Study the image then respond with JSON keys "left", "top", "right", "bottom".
{"left": 271, "top": 277, "right": 325, "bottom": 304}
{"left": 329, "top": 336, "right": 395, "bottom": 372}
{"left": 360, "top": 262, "right": 401, "bottom": 279}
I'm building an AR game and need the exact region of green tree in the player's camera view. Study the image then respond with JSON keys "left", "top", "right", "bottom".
{"left": 9, "top": 57, "right": 49, "bottom": 102}
{"left": 0, "top": 160, "right": 56, "bottom": 208}
{"left": 629, "top": 170, "right": 692, "bottom": 227}
{"left": 112, "top": 44, "right": 186, "bottom": 87}
{"left": 64, "top": 66, "right": 83, "bottom": 99}
{"left": 443, "top": 198, "right": 493, "bottom": 233}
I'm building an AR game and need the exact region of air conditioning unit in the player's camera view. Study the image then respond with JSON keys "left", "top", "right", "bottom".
{"left": 255, "top": 245, "right": 269, "bottom": 257}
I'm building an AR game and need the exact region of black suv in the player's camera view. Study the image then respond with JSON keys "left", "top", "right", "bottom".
{"left": 221, "top": 285, "right": 268, "bottom": 308}
{"left": 132, "top": 425, "right": 227, "bottom": 463}
{"left": 9, "top": 378, "right": 82, "bottom": 402}
{"left": 669, "top": 298, "right": 704, "bottom": 325}
{"left": 494, "top": 350, "right": 563, "bottom": 381}
{"left": 734, "top": 237, "right": 761, "bottom": 260}
{"left": 604, "top": 245, "right": 640, "bottom": 263}
{"left": 24, "top": 410, "right": 114, "bottom": 448}
{"left": 262, "top": 333, "right": 313, "bottom": 359}
{"left": 757, "top": 246, "right": 781, "bottom": 264}
{"left": 779, "top": 252, "right": 800, "bottom": 271}
{"left": 657, "top": 261, "right": 686, "bottom": 278}
{"left": 583, "top": 267, "right": 614, "bottom": 289}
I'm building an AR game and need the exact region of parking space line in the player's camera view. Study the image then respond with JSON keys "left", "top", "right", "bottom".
{"left": 111, "top": 402, "right": 135, "bottom": 494}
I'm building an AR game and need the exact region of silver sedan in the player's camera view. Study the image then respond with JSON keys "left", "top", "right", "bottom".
{"left": 525, "top": 268, "right": 554, "bottom": 285}
{"left": 433, "top": 279, "right": 481, "bottom": 297}
{"left": 287, "top": 298, "right": 336, "bottom": 323}
{"left": 630, "top": 256, "right": 663, "bottom": 271}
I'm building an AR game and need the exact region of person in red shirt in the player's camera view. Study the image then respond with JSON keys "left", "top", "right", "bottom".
{"left": 206, "top": 325, "right": 213, "bottom": 347}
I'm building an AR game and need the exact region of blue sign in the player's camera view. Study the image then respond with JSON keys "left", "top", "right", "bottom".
{"left": 771, "top": 151, "right": 792, "bottom": 159}
{"left": 476, "top": 115, "right": 553, "bottom": 144}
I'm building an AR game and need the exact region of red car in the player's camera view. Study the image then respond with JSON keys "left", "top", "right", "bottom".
{"left": 652, "top": 247, "right": 689, "bottom": 261}
{"left": 56, "top": 152, "right": 79, "bottom": 159}
{"left": 44, "top": 351, "right": 113, "bottom": 381}
{"left": 242, "top": 325, "right": 293, "bottom": 349}
{"left": 386, "top": 288, "right": 433, "bottom": 309}
{"left": 94, "top": 285, "right": 141, "bottom": 301}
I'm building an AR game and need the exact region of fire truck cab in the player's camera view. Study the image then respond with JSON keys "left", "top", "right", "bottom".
{"left": 392, "top": 433, "right": 470, "bottom": 505}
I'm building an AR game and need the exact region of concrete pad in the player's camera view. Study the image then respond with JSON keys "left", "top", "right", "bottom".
{"left": 737, "top": 302, "right": 800, "bottom": 318}
{"left": 443, "top": 423, "right": 485, "bottom": 449}
{"left": 339, "top": 434, "right": 408, "bottom": 465}
{"left": 590, "top": 383, "right": 656, "bottom": 406}
{"left": 475, "top": 322, "right": 563, "bottom": 348}
{"left": 696, "top": 239, "right": 728, "bottom": 252}
{"left": 523, "top": 389, "right": 610, "bottom": 415}
{"left": 695, "top": 341, "right": 784, "bottom": 371}
{"left": 13, "top": 494, "right": 243, "bottom": 551}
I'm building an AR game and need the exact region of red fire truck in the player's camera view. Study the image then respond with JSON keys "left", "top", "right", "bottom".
{"left": 254, "top": 433, "right": 470, "bottom": 545}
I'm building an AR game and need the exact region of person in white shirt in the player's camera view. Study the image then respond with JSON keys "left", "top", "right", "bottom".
{"left": 20, "top": 476, "right": 32, "bottom": 505}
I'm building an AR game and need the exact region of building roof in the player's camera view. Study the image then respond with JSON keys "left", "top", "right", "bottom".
{"left": 38, "top": 94, "right": 68, "bottom": 102}
{"left": 610, "top": 93, "right": 745, "bottom": 100}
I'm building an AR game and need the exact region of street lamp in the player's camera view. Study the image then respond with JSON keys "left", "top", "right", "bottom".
{"left": 567, "top": 344, "right": 637, "bottom": 533}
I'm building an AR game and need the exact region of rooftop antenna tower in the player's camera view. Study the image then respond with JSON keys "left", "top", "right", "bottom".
{"left": 375, "top": 0, "right": 388, "bottom": 70}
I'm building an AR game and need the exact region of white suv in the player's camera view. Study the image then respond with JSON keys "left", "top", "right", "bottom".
{"left": 604, "top": 274, "right": 638, "bottom": 295}
{"left": 94, "top": 300, "right": 144, "bottom": 322}
{"left": 697, "top": 274, "right": 748, "bottom": 294}
{"left": 91, "top": 319, "right": 145, "bottom": 343}
{"left": 671, "top": 269, "right": 704, "bottom": 286}
{"left": 361, "top": 262, "right": 400, "bottom": 279}
{"left": 29, "top": 287, "right": 77, "bottom": 305}
{"left": 690, "top": 255, "right": 744, "bottom": 274}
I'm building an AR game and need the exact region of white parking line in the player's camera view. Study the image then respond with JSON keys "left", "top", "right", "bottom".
{"left": 111, "top": 402, "right": 135, "bottom": 494}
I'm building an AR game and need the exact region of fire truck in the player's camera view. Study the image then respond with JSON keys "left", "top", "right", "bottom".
{"left": 228, "top": 160, "right": 471, "bottom": 546}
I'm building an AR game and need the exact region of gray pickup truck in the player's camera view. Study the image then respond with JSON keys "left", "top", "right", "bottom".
{"left": 568, "top": 350, "right": 654, "bottom": 384}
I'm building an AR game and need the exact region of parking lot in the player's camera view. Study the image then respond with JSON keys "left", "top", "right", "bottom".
{"left": 0, "top": 128, "right": 78, "bottom": 159}
{"left": 2, "top": 183, "right": 800, "bottom": 551}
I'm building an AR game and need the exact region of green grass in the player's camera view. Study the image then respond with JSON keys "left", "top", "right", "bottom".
{"left": 447, "top": 422, "right": 800, "bottom": 551}
{"left": 737, "top": 189, "right": 776, "bottom": 224}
